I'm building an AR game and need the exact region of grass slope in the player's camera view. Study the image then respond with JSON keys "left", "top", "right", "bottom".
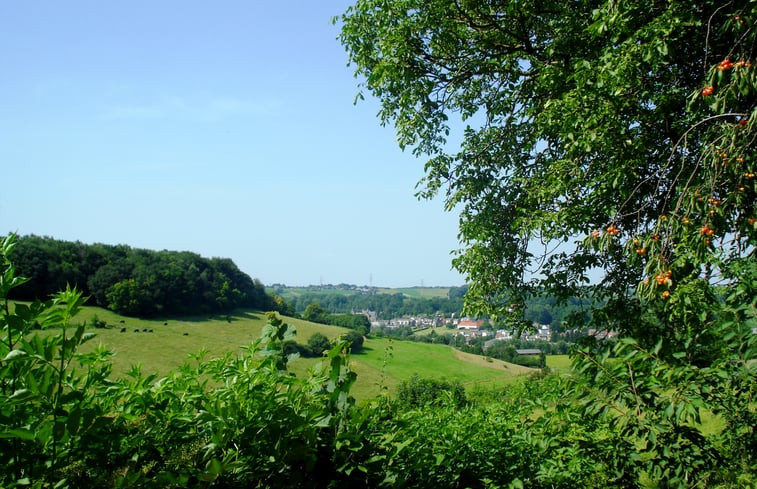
{"left": 54, "top": 305, "right": 533, "bottom": 401}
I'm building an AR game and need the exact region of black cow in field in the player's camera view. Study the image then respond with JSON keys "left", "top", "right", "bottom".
{"left": 120, "top": 328, "right": 126, "bottom": 333}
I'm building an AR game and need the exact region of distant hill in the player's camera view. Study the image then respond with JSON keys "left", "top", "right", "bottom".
{"left": 268, "top": 284, "right": 467, "bottom": 319}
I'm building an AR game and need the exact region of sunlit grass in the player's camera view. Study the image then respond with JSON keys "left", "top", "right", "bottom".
{"left": 29, "top": 304, "right": 532, "bottom": 401}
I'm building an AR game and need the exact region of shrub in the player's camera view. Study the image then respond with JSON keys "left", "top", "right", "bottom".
{"left": 396, "top": 374, "right": 467, "bottom": 409}
{"left": 307, "top": 332, "right": 332, "bottom": 356}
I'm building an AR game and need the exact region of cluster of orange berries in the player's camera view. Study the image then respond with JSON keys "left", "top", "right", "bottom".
{"left": 702, "top": 58, "right": 753, "bottom": 96}
{"left": 700, "top": 225, "right": 715, "bottom": 236}
{"left": 654, "top": 269, "right": 673, "bottom": 300}
{"left": 745, "top": 172, "right": 755, "bottom": 179}
{"left": 717, "top": 58, "right": 752, "bottom": 70}
{"left": 631, "top": 237, "right": 647, "bottom": 256}
{"left": 590, "top": 225, "right": 621, "bottom": 238}
{"left": 654, "top": 270, "right": 673, "bottom": 299}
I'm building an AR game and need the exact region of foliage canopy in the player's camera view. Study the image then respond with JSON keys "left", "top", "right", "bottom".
{"left": 6, "top": 235, "right": 276, "bottom": 317}
{"left": 338, "top": 0, "right": 756, "bottom": 333}
{"left": 339, "top": 1, "right": 756, "bottom": 485}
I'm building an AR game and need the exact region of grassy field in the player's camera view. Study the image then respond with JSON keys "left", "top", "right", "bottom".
{"left": 546, "top": 354, "right": 572, "bottom": 372}
{"left": 34, "top": 305, "right": 534, "bottom": 401}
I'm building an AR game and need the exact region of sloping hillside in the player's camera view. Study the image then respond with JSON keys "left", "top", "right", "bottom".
{"left": 65, "top": 305, "right": 534, "bottom": 400}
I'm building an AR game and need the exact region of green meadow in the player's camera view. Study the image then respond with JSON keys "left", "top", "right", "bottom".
{"left": 59, "top": 305, "right": 535, "bottom": 401}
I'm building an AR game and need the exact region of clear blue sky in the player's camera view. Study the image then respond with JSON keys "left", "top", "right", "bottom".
{"left": 0, "top": 1, "right": 465, "bottom": 287}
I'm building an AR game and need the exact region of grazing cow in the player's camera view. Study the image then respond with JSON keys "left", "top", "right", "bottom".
{"left": 134, "top": 329, "right": 140, "bottom": 333}
{"left": 120, "top": 328, "right": 126, "bottom": 333}
{"left": 183, "top": 332, "right": 189, "bottom": 336}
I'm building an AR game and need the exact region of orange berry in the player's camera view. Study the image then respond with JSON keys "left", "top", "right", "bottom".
{"left": 748, "top": 218, "right": 756, "bottom": 225}
{"left": 635, "top": 247, "right": 647, "bottom": 256}
{"left": 739, "top": 118, "right": 748, "bottom": 126}
{"left": 718, "top": 59, "right": 734, "bottom": 70}
{"left": 702, "top": 86, "right": 714, "bottom": 96}
{"left": 661, "top": 290, "right": 670, "bottom": 299}
{"left": 606, "top": 225, "right": 620, "bottom": 236}
{"left": 591, "top": 230, "right": 601, "bottom": 238}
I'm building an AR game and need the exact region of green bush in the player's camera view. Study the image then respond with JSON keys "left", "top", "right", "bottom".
{"left": 396, "top": 374, "right": 467, "bottom": 409}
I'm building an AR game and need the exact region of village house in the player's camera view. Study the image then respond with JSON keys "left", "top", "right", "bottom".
{"left": 457, "top": 318, "right": 485, "bottom": 330}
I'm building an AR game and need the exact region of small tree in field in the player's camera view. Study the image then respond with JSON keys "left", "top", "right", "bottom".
{"left": 307, "top": 332, "right": 332, "bottom": 356}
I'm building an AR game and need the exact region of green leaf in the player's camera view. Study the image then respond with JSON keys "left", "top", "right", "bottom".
{"left": 0, "top": 428, "right": 36, "bottom": 440}
{"left": 2, "top": 349, "right": 28, "bottom": 362}
{"left": 8, "top": 389, "right": 35, "bottom": 402}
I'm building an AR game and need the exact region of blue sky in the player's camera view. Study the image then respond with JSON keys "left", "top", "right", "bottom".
{"left": 0, "top": 1, "right": 465, "bottom": 287}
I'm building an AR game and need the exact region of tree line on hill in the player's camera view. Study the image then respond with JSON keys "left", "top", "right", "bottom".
{"left": 275, "top": 284, "right": 589, "bottom": 330}
{"left": 301, "top": 303, "right": 371, "bottom": 336}
{"left": 275, "top": 287, "right": 466, "bottom": 319}
{"left": 6, "top": 235, "right": 282, "bottom": 317}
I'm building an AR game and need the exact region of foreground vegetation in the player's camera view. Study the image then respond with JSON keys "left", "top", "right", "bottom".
{"left": 1, "top": 236, "right": 754, "bottom": 488}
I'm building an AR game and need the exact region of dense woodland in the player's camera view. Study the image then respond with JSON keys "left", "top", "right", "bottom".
{"left": 6, "top": 235, "right": 278, "bottom": 317}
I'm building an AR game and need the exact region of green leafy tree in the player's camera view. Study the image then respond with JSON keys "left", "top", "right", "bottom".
{"left": 106, "top": 278, "right": 149, "bottom": 316}
{"left": 338, "top": 0, "right": 755, "bottom": 329}
{"left": 307, "top": 332, "right": 332, "bottom": 357}
{"left": 303, "top": 303, "right": 328, "bottom": 323}
{"left": 339, "top": 330, "right": 364, "bottom": 353}
{"left": 340, "top": 0, "right": 756, "bottom": 485}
